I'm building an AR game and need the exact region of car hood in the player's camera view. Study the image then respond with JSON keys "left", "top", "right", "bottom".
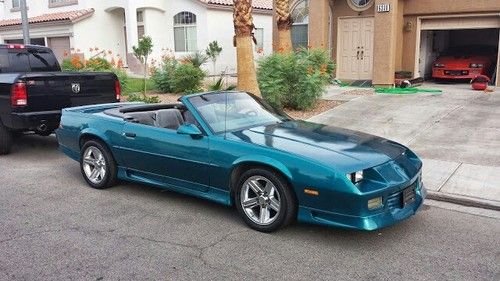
{"left": 227, "top": 121, "right": 406, "bottom": 173}
{"left": 435, "top": 55, "right": 493, "bottom": 66}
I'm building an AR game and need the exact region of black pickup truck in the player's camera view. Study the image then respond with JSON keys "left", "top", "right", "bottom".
{"left": 0, "top": 44, "right": 121, "bottom": 154}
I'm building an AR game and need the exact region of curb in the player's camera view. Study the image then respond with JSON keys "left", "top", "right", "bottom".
{"left": 427, "top": 191, "right": 500, "bottom": 212}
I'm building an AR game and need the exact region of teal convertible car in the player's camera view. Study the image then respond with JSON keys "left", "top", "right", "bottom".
{"left": 56, "top": 91, "right": 426, "bottom": 232}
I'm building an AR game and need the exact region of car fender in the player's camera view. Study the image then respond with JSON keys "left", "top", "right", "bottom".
{"left": 79, "top": 127, "right": 112, "bottom": 149}
{"left": 232, "top": 155, "right": 293, "bottom": 181}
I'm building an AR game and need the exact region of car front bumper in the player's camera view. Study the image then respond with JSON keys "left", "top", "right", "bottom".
{"left": 432, "top": 68, "right": 484, "bottom": 79}
{"left": 298, "top": 185, "right": 427, "bottom": 231}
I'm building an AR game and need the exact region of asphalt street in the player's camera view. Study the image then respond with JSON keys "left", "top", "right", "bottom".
{"left": 1, "top": 135, "right": 499, "bottom": 281}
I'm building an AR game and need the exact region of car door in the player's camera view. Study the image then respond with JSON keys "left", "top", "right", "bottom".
{"left": 117, "top": 121, "right": 210, "bottom": 192}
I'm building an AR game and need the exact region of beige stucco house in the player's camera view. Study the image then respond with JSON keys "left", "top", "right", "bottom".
{"left": 278, "top": 0, "right": 500, "bottom": 86}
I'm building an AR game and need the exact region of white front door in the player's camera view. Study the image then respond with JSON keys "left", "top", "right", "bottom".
{"left": 337, "top": 17, "right": 374, "bottom": 80}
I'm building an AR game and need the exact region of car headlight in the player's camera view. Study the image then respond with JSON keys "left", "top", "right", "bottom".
{"left": 347, "top": 171, "right": 364, "bottom": 184}
{"left": 470, "top": 63, "right": 483, "bottom": 68}
{"left": 434, "top": 63, "right": 444, "bottom": 68}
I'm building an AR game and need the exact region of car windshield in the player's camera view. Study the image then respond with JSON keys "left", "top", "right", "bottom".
{"left": 188, "top": 92, "right": 290, "bottom": 134}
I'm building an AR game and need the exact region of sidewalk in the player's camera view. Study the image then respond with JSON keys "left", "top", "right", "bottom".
{"left": 309, "top": 83, "right": 500, "bottom": 210}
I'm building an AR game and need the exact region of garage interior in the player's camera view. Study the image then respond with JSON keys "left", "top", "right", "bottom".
{"left": 418, "top": 28, "right": 499, "bottom": 84}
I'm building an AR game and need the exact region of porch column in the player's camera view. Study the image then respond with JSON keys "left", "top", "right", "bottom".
{"left": 125, "top": 6, "right": 138, "bottom": 54}
{"left": 308, "top": 0, "right": 330, "bottom": 49}
{"left": 372, "top": 0, "right": 399, "bottom": 86}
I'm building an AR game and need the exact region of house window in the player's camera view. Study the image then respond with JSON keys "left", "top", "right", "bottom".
{"left": 291, "top": 0, "right": 309, "bottom": 49}
{"left": 173, "top": 11, "right": 197, "bottom": 52}
{"left": 12, "top": 0, "right": 20, "bottom": 9}
{"left": 347, "top": 0, "right": 374, "bottom": 11}
{"left": 137, "top": 10, "right": 145, "bottom": 39}
{"left": 48, "top": 0, "right": 78, "bottom": 8}
{"left": 254, "top": 28, "right": 264, "bottom": 51}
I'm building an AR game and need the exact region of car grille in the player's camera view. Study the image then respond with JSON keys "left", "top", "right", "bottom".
{"left": 387, "top": 180, "right": 418, "bottom": 209}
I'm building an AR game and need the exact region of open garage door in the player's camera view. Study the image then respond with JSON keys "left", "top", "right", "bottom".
{"left": 418, "top": 15, "right": 500, "bottom": 85}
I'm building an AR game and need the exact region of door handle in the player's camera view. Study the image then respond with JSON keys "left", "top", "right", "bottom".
{"left": 124, "top": 132, "right": 136, "bottom": 138}
{"left": 357, "top": 50, "right": 360, "bottom": 60}
{"left": 360, "top": 50, "right": 364, "bottom": 60}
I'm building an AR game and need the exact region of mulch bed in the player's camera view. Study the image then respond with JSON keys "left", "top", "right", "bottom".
{"left": 125, "top": 92, "right": 345, "bottom": 120}
{"left": 284, "top": 100, "right": 345, "bottom": 120}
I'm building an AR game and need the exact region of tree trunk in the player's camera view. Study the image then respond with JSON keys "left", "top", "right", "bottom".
{"left": 235, "top": 36, "right": 261, "bottom": 96}
{"left": 233, "top": 0, "right": 261, "bottom": 97}
{"left": 276, "top": 0, "right": 293, "bottom": 53}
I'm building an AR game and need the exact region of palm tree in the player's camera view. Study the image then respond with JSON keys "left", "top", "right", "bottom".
{"left": 233, "top": 0, "right": 261, "bottom": 96}
{"left": 275, "top": 0, "right": 293, "bottom": 53}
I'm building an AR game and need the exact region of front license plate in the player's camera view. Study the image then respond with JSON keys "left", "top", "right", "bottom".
{"left": 402, "top": 187, "right": 416, "bottom": 206}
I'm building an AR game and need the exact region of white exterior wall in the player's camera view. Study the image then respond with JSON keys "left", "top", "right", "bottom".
{"left": 205, "top": 8, "right": 273, "bottom": 74}
{"left": 72, "top": 7, "right": 126, "bottom": 61}
{"left": 0, "top": 0, "right": 273, "bottom": 73}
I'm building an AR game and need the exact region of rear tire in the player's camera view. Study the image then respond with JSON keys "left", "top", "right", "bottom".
{"left": 80, "top": 140, "right": 117, "bottom": 189}
{"left": 0, "top": 122, "right": 13, "bottom": 155}
{"left": 235, "top": 168, "right": 297, "bottom": 232}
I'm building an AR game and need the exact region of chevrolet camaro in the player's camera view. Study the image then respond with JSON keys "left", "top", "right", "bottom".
{"left": 56, "top": 91, "right": 426, "bottom": 232}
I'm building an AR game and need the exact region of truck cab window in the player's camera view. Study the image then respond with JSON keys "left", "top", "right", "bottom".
{"left": 28, "top": 50, "right": 60, "bottom": 72}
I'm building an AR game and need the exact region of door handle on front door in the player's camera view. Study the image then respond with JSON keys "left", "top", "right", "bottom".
{"left": 360, "top": 50, "right": 364, "bottom": 60}
{"left": 124, "top": 132, "right": 136, "bottom": 138}
{"left": 357, "top": 50, "right": 360, "bottom": 60}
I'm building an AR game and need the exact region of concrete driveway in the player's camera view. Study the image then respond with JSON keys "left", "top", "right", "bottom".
{"left": 310, "top": 83, "right": 500, "bottom": 208}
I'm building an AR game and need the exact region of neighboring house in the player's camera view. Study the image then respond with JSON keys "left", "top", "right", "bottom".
{"left": 280, "top": 0, "right": 500, "bottom": 86}
{"left": 0, "top": 0, "right": 273, "bottom": 74}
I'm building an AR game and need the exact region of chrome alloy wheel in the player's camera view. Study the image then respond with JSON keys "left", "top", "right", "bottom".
{"left": 82, "top": 146, "right": 107, "bottom": 185}
{"left": 240, "top": 176, "right": 281, "bottom": 226}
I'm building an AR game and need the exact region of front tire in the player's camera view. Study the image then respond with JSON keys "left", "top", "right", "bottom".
{"left": 235, "top": 168, "right": 297, "bottom": 232}
{"left": 0, "top": 122, "right": 13, "bottom": 155}
{"left": 80, "top": 140, "right": 117, "bottom": 189}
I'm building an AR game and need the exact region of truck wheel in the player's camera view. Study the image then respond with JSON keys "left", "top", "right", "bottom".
{"left": 80, "top": 140, "right": 117, "bottom": 189}
{"left": 0, "top": 122, "right": 13, "bottom": 155}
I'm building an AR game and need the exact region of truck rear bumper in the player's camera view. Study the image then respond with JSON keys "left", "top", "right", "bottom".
{"left": 5, "top": 110, "right": 61, "bottom": 131}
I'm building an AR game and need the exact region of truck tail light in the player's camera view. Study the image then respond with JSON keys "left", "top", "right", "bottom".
{"left": 115, "top": 80, "right": 121, "bottom": 101}
{"left": 11, "top": 82, "right": 28, "bottom": 107}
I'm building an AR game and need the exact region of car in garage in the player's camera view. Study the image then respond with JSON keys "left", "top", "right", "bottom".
{"left": 432, "top": 45, "right": 497, "bottom": 80}
{"left": 56, "top": 91, "right": 426, "bottom": 232}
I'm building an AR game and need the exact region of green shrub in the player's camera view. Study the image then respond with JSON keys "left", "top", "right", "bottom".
{"left": 125, "top": 93, "right": 160, "bottom": 103}
{"left": 172, "top": 63, "right": 206, "bottom": 94}
{"left": 181, "top": 52, "right": 208, "bottom": 68}
{"left": 257, "top": 49, "right": 335, "bottom": 110}
{"left": 207, "top": 76, "right": 237, "bottom": 91}
{"left": 151, "top": 57, "right": 178, "bottom": 93}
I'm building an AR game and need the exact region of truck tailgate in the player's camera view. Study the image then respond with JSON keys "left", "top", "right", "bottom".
{"left": 19, "top": 72, "right": 118, "bottom": 112}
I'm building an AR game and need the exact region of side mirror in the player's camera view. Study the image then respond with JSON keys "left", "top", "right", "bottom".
{"left": 177, "top": 123, "right": 203, "bottom": 138}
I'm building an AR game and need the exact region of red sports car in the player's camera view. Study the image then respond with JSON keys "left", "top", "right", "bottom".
{"left": 432, "top": 45, "right": 497, "bottom": 80}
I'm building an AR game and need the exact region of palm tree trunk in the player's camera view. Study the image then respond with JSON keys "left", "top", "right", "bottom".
{"left": 276, "top": 0, "right": 293, "bottom": 53}
{"left": 233, "top": 0, "right": 261, "bottom": 97}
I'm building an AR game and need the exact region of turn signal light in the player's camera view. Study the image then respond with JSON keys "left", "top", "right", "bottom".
{"left": 368, "top": 197, "right": 383, "bottom": 210}
{"left": 11, "top": 82, "right": 27, "bottom": 107}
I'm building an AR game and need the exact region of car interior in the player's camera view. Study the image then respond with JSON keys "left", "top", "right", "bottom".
{"left": 104, "top": 103, "right": 200, "bottom": 131}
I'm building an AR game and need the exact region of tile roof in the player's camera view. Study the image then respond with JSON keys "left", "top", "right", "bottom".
{"left": 0, "top": 9, "right": 94, "bottom": 28}
{"left": 200, "top": 0, "right": 273, "bottom": 10}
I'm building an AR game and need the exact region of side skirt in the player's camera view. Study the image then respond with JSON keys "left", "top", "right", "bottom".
{"left": 116, "top": 167, "right": 232, "bottom": 206}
